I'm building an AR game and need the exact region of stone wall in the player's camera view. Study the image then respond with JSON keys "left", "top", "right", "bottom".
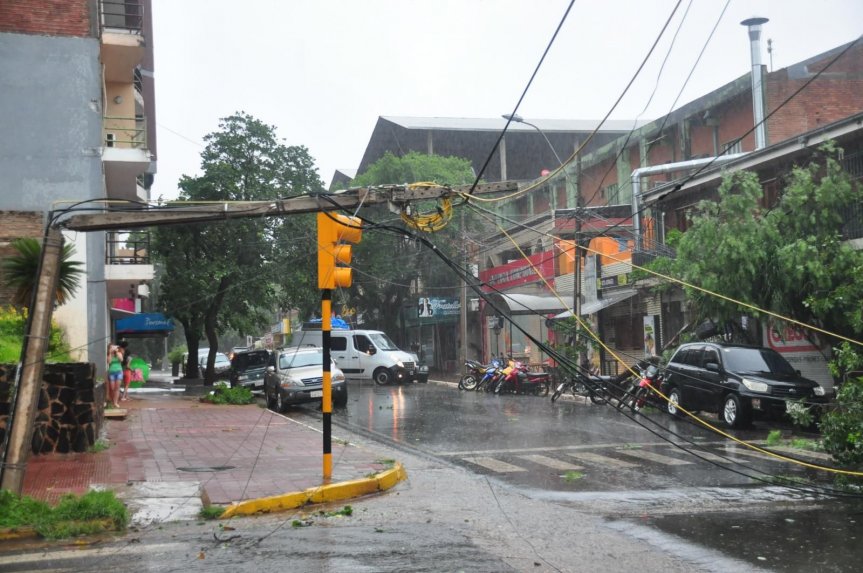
{"left": 0, "top": 363, "right": 104, "bottom": 454}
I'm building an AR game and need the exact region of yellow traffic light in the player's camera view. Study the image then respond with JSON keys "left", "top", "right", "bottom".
{"left": 317, "top": 212, "right": 362, "bottom": 289}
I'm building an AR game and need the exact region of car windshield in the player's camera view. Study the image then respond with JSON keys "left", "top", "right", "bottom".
{"left": 368, "top": 333, "right": 399, "bottom": 351}
{"left": 721, "top": 347, "right": 797, "bottom": 376}
{"left": 235, "top": 352, "right": 268, "bottom": 371}
{"left": 280, "top": 350, "right": 323, "bottom": 370}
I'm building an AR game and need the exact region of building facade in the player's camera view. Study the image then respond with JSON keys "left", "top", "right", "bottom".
{"left": 0, "top": 0, "right": 157, "bottom": 371}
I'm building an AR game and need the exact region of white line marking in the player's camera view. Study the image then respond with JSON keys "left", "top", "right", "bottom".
{"left": 464, "top": 456, "right": 527, "bottom": 473}
{"left": 616, "top": 449, "right": 693, "bottom": 466}
{"left": 565, "top": 451, "right": 638, "bottom": 469}
{"left": 517, "top": 454, "right": 583, "bottom": 471}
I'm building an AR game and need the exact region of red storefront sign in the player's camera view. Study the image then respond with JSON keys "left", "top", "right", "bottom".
{"left": 479, "top": 251, "right": 555, "bottom": 292}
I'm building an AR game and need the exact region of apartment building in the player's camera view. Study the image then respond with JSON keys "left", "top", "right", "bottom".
{"left": 0, "top": 0, "right": 157, "bottom": 371}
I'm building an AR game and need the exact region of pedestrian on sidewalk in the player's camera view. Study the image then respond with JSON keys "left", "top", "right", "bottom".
{"left": 119, "top": 340, "right": 132, "bottom": 401}
{"left": 107, "top": 342, "right": 123, "bottom": 408}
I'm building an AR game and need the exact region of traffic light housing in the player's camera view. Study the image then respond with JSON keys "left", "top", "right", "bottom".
{"left": 317, "top": 212, "right": 362, "bottom": 289}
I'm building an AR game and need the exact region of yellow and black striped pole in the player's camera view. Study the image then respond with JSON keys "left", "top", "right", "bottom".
{"left": 321, "top": 288, "right": 333, "bottom": 481}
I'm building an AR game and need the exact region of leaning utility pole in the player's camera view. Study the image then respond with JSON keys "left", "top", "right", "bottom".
{"left": 0, "top": 227, "right": 64, "bottom": 494}
{"left": 0, "top": 182, "right": 516, "bottom": 492}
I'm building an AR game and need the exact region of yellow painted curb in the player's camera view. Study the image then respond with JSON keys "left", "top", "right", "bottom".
{"left": 220, "top": 462, "right": 407, "bottom": 519}
{"left": 0, "top": 527, "right": 38, "bottom": 541}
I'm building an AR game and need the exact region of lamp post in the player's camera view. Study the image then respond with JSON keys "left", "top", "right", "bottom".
{"left": 501, "top": 113, "right": 582, "bottom": 321}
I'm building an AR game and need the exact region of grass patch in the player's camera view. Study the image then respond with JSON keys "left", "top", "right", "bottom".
{"left": 87, "top": 439, "right": 109, "bottom": 453}
{"left": 200, "top": 384, "right": 255, "bottom": 405}
{"left": 199, "top": 505, "right": 225, "bottom": 520}
{"left": 789, "top": 438, "right": 822, "bottom": 451}
{"left": 374, "top": 458, "right": 396, "bottom": 469}
{"left": 319, "top": 505, "right": 353, "bottom": 518}
{"left": 562, "top": 471, "right": 584, "bottom": 482}
{"left": 766, "top": 430, "right": 782, "bottom": 446}
{"left": 0, "top": 489, "right": 127, "bottom": 539}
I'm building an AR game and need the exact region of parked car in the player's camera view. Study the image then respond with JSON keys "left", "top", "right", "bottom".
{"left": 181, "top": 349, "right": 231, "bottom": 378}
{"left": 662, "top": 342, "right": 831, "bottom": 428}
{"left": 264, "top": 346, "right": 348, "bottom": 412}
{"left": 229, "top": 349, "right": 271, "bottom": 389}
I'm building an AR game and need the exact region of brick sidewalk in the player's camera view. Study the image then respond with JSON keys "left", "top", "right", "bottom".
{"left": 23, "top": 393, "right": 391, "bottom": 506}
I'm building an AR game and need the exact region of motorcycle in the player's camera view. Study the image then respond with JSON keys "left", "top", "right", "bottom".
{"left": 475, "top": 357, "right": 506, "bottom": 393}
{"left": 495, "top": 360, "right": 550, "bottom": 396}
{"left": 459, "top": 359, "right": 486, "bottom": 391}
{"left": 617, "top": 359, "right": 665, "bottom": 413}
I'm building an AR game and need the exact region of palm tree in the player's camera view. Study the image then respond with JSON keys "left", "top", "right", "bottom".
{"left": 1, "top": 237, "right": 84, "bottom": 307}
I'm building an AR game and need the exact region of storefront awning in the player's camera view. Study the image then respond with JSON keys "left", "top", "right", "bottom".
{"left": 494, "top": 293, "right": 569, "bottom": 315}
{"left": 115, "top": 312, "right": 175, "bottom": 338}
{"left": 554, "top": 288, "right": 638, "bottom": 318}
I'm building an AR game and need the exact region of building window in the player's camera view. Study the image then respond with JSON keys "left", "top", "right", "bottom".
{"left": 601, "top": 183, "right": 620, "bottom": 205}
{"left": 724, "top": 139, "right": 742, "bottom": 155}
{"left": 613, "top": 314, "right": 644, "bottom": 349}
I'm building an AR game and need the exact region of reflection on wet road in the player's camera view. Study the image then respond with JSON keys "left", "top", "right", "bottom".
{"left": 300, "top": 381, "right": 863, "bottom": 571}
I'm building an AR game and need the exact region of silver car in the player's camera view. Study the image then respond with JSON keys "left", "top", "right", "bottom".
{"left": 264, "top": 346, "right": 348, "bottom": 411}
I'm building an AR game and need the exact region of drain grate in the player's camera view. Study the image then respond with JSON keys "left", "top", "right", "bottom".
{"left": 176, "top": 465, "right": 236, "bottom": 472}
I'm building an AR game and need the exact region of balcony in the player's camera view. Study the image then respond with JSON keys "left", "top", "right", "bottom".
{"left": 100, "top": 0, "right": 145, "bottom": 82}
{"left": 105, "top": 230, "right": 154, "bottom": 300}
{"left": 103, "top": 115, "right": 150, "bottom": 201}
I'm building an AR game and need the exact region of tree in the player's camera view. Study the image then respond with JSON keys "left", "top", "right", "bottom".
{"left": 152, "top": 112, "right": 324, "bottom": 383}
{"left": 1, "top": 237, "right": 84, "bottom": 308}
{"left": 665, "top": 143, "right": 863, "bottom": 345}
{"left": 347, "top": 151, "right": 478, "bottom": 341}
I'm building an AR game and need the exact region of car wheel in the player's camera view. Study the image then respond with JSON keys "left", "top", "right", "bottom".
{"left": 666, "top": 387, "right": 684, "bottom": 418}
{"left": 373, "top": 368, "right": 392, "bottom": 386}
{"left": 722, "top": 394, "right": 751, "bottom": 428}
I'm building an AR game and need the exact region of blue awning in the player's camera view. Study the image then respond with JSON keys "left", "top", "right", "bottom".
{"left": 115, "top": 312, "right": 175, "bottom": 336}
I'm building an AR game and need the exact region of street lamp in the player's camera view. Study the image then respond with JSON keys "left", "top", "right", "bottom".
{"left": 501, "top": 113, "right": 583, "bottom": 364}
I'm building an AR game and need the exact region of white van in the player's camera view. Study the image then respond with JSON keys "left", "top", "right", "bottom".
{"left": 292, "top": 328, "right": 423, "bottom": 385}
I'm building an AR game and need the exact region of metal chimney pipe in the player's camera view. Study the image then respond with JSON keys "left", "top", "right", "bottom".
{"left": 741, "top": 17, "right": 769, "bottom": 149}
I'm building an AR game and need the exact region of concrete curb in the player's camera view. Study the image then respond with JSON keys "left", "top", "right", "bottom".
{"left": 219, "top": 462, "right": 408, "bottom": 519}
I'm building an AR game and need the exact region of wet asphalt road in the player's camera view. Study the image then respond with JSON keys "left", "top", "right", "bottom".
{"left": 309, "top": 380, "right": 863, "bottom": 572}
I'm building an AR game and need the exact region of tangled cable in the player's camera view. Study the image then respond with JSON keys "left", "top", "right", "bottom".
{"left": 399, "top": 182, "right": 453, "bottom": 233}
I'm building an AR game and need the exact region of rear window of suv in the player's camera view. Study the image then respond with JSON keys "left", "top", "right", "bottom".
{"left": 234, "top": 351, "right": 269, "bottom": 371}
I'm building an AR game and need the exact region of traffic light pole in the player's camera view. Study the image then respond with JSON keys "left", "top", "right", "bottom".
{"left": 321, "top": 289, "right": 333, "bottom": 481}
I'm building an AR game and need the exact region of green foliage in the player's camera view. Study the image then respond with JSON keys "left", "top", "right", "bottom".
{"left": 820, "top": 374, "right": 863, "bottom": 469}
{"left": 199, "top": 505, "right": 225, "bottom": 520}
{"left": 87, "top": 439, "right": 109, "bottom": 453}
{"left": 1, "top": 237, "right": 84, "bottom": 307}
{"left": 0, "top": 306, "right": 72, "bottom": 363}
{"left": 562, "top": 470, "right": 584, "bottom": 482}
{"left": 0, "top": 489, "right": 127, "bottom": 539}
{"left": 650, "top": 143, "right": 863, "bottom": 343}
{"left": 343, "top": 152, "right": 478, "bottom": 337}
{"left": 765, "top": 430, "right": 782, "bottom": 446}
{"left": 167, "top": 345, "right": 187, "bottom": 365}
{"left": 201, "top": 383, "right": 254, "bottom": 405}
{"left": 153, "top": 112, "right": 324, "bottom": 382}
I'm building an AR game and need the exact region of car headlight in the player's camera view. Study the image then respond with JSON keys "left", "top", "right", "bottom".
{"left": 395, "top": 360, "right": 404, "bottom": 368}
{"left": 280, "top": 376, "right": 303, "bottom": 388}
{"left": 742, "top": 378, "right": 769, "bottom": 393}
{"left": 814, "top": 385, "right": 826, "bottom": 396}
{"left": 333, "top": 372, "right": 345, "bottom": 383}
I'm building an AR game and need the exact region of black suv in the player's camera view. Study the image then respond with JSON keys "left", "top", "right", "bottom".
{"left": 662, "top": 342, "right": 830, "bottom": 428}
{"left": 229, "top": 349, "right": 271, "bottom": 389}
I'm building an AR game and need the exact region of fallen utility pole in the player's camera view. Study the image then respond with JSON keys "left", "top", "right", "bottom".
{"left": 0, "top": 182, "right": 516, "bottom": 494}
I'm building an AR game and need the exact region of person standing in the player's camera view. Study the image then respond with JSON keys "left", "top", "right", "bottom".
{"left": 106, "top": 343, "right": 123, "bottom": 408}
{"left": 119, "top": 340, "right": 132, "bottom": 401}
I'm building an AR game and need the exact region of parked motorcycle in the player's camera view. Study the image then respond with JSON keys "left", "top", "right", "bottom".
{"left": 495, "top": 360, "right": 550, "bottom": 396}
{"left": 459, "top": 360, "right": 486, "bottom": 391}
{"left": 617, "top": 359, "right": 665, "bottom": 413}
{"left": 475, "top": 357, "right": 506, "bottom": 393}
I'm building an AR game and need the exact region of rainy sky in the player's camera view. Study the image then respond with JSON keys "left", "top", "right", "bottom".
{"left": 150, "top": 0, "right": 862, "bottom": 199}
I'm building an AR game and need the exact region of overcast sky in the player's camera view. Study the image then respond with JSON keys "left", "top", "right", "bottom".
{"left": 150, "top": 0, "right": 862, "bottom": 200}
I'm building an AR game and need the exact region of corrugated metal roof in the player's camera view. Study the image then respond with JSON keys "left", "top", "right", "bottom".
{"left": 381, "top": 116, "right": 647, "bottom": 133}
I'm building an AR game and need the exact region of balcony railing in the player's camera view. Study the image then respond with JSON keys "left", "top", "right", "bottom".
{"left": 103, "top": 116, "right": 147, "bottom": 149}
{"left": 100, "top": 0, "right": 144, "bottom": 34}
{"left": 106, "top": 231, "right": 150, "bottom": 265}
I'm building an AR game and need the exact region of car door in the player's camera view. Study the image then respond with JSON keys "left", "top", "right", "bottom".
{"left": 699, "top": 346, "right": 724, "bottom": 410}
{"left": 353, "top": 334, "right": 376, "bottom": 379}
{"left": 331, "top": 334, "right": 362, "bottom": 379}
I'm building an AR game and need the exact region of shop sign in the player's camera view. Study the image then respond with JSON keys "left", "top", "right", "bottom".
{"left": 418, "top": 297, "right": 460, "bottom": 318}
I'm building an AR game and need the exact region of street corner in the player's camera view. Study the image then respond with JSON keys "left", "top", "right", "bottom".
{"left": 219, "top": 462, "right": 408, "bottom": 519}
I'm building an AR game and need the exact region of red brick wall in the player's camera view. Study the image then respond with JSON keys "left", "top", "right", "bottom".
{"left": 767, "top": 43, "right": 863, "bottom": 144}
{"left": 0, "top": 0, "right": 91, "bottom": 37}
{"left": 0, "top": 211, "right": 45, "bottom": 306}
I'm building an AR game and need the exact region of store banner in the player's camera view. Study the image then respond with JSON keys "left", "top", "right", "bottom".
{"left": 643, "top": 315, "right": 657, "bottom": 357}
{"left": 418, "top": 297, "right": 460, "bottom": 318}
